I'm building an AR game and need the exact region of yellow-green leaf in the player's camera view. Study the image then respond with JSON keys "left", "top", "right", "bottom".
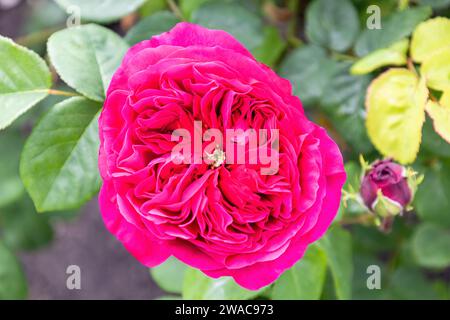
{"left": 411, "top": 17, "right": 450, "bottom": 63}
{"left": 425, "top": 90, "right": 450, "bottom": 143}
{"left": 351, "top": 39, "right": 409, "bottom": 75}
{"left": 420, "top": 48, "right": 450, "bottom": 91}
{"left": 366, "top": 68, "right": 428, "bottom": 164}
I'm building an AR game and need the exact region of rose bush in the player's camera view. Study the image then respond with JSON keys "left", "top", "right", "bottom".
{"left": 98, "top": 22, "right": 346, "bottom": 290}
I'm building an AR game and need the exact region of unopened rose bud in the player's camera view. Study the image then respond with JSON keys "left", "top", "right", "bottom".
{"left": 360, "top": 159, "right": 417, "bottom": 217}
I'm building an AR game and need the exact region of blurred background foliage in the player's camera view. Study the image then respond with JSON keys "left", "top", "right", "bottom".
{"left": 0, "top": 0, "right": 449, "bottom": 300}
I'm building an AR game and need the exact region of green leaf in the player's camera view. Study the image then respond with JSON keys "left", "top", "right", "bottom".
{"left": 421, "top": 116, "right": 450, "bottom": 158}
{"left": 0, "top": 36, "right": 52, "bottom": 130}
{"left": 150, "top": 257, "right": 186, "bottom": 294}
{"left": 425, "top": 90, "right": 450, "bottom": 143}
{"left": 321, "top": 62, "right": 373, "bottom": 153}
{"left": 351, "top": 39, "right": 409, "bottom": 75}
{"left": 272, "top": 245, "right": 327, "bottom": 300}
{"left": 0, "top": 195, "right": 53, "bottom": 251}
{"left": 420, "top": 48, "right": 450, "bottom": 92}
{"left": 47, "top": 24, "right": 129, "bottom": 102}
{"left": 306, "top": 0, "right": 359, "bottom": 52}
{"left": 139, "top": 0, "right": 167, "bottom": 17}
{"left": 0, "top": 241, "right": 27, "bottom": 299}
{"left": 411, "top": 17, "right": 450, "bottom": 63}
{"left": 0, "top": 130, "right": 25, "bottom": 208}
{"left": 54, "top": 0, "right": 146, "bottom": 23}
{"left": 318, "top": 226, "right": 353, "bottom": 300}
{"left": 125, "top": 11, "right": 179, "bottom": 46}
{"left": 354, "top": 7, "right": 432, "bottom": 57}
{"left": 182, "top": 268, "right": 263, "bottom": 300}
{"left": 414, "top": 161, "right": 450, "bottom": 227}
{"left": 366, "top": 69, "right": 428, "bottom": 164}
{"left": 412, "top": 223, "right": 450, "bottom": 268}
{"left": 180, "top": 0, "right": 209, "bottom": 19}
{"left": 279, "top": 45, "right": 339, "bottom": 107}
{"left": 418, "top": 0, "right": 450, "bottom": 8}
{"left": 352, "top": 254, "right": 387, "bottom": 300}
{"left": 20, "top": 97, "right": 102, "bottom": 212}
{"left": 191, "top": 2, "right": 263, "bottom": 52}
{"left": 253, "top": 26, "right": 286, "bottom": 67}
{"left": 387, "top": 267, "right": 439, "bottom": 299}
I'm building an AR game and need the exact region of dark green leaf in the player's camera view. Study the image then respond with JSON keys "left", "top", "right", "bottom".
{"left": 272, "top": 244, "right": 327, "bottom": 300}
{"left": 319, "top": 226, "right": 353, "bottom": 300}
{"left": 125, "top": 11, "right": 179, "bottom": 46}
{"left": 412, "top": 223, "right": 450, "bottom": 269}
{"left": 0, "top": 130, "right": 25, "bottom": 208}
{"left": 20, "top": 97, "right": 102, "bottom": 212}
{"left": 418, "top": 0, "right": 450, "bottom": 9}
{"left": 386, "top": 267, "right": 439, "bottom": 299}
{"left": 414, "top": 161, "right": 450, "bottom": 227}
{"left": 321, "top": 62, "right": 373, "bottom": 153}
{"left": 0, "top": 195, "right": 53, "bottom": 251}
{"left": 253, "top": 26, "right": 286, "bottom": 67}
{"left": 279, "top": 45, "right": 339, "bottom": 107}
{"left": 421, "top": 117, "right": 450, "bottom": 158}
{"left": 306, "top": 0, "right": 360, "bottom": 52}
{"left": 0, "top": 241, "right": 27, "bottom": 299}
{"left": 191, "top": 2, "right": 263, "bottom": 52}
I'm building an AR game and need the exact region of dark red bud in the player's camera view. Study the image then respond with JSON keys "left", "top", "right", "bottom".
{"left": 360, "top": 159, "right": 412, "bottom": 211}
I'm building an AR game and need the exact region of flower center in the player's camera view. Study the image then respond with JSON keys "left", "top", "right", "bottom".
{"left": 205, "top": 146, "right": 226, "bottom": 168}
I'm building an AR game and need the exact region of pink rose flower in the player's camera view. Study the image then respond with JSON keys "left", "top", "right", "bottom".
{"left": 98, "top": 22, "right": 346, "bottom": 290}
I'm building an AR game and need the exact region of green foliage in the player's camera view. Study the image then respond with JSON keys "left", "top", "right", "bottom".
{"left": 306, "top": 0, "right": 360, "bottom": 52}
{"left": 0, "top": 241, "right": 27, "bottom": 299}
{"left": 279, "top": 45, "right": 339, "bottom": 107}
{"left": 125, "top": 11, "right": 179, "bottom": 45}
{"left": 0, "top": 36, "right": 52, "bottom": 130}
{"left": 191, "top": 1, "right": 263, "bottom": 52}
{"left": 20, "top": 97, "right": 102, "bottom": 212}
{"left": 0, "top": 130, "right": 25, "bottom": 207}
{"left": 182, "top": 268, "right": 264, "bottom": 300}
{"left": 414, "top": 161, "right": 450, "bottom": 227}
{"left": 320, "top": 62, "right": 373, "bottom": 154}
{"left": 412, "top": 223, "right": 450, "bottom": 268}
{"left": 318, "top": 226, "right": 353, "bottom": 300}
{"left": 47, "top": 24, "right": 129, "bottom": 102}
{"left": 150, "top": 257, "right": 187, "bottom": 294}
{"left": 253, "top": 26, "right": 286, "bottom": 67}
{"left": 355, "top": 7, "right": 432, "bottom": 57}
{"left": 54, "top": 0, "right": 146, "bottom": 23}
{"left": 272, "top": 245, "right": 327, "bottom": 300}
{"left": 0, "top": 195, "right": 53, "bottom": 251}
